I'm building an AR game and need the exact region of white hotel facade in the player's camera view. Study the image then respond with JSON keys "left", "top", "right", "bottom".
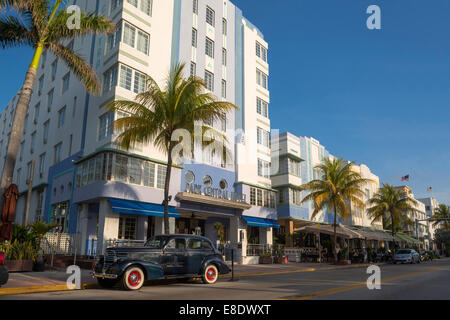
{"left": 0, "top": 0, "right": 277, "bottom": 264}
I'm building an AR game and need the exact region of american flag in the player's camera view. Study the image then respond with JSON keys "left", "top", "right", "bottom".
{"left": 427, "top": 187, "right": 433, "bottom": 192}
{"left": 401, "top": 175, "right": 410, "bottom": 182}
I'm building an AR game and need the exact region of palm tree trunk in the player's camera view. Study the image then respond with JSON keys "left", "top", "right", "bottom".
{"left": 0, "top": 58, "right": 40, "bottom": 211}
{"left": 391, "top": 213, "right": 396, "bottom": 253}
{"left": 333, "top": 201, "right": 338, "bottom": 264}
{"left": 163, "top": 143, "right": 175, "bottom": 235}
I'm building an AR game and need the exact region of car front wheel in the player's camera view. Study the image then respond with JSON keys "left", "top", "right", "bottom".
{"left": 121, "top": 266, "right": 145, "bottom": 291}
{"left": 202, "top": 265, "right": 219, "bottom": 284}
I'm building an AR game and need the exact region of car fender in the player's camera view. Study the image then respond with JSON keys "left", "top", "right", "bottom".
{"left": 201, "top": 257, "right": 230, "bottom": 275}
{"left": 117, "top": 260, "right": 164, "bottom": 280}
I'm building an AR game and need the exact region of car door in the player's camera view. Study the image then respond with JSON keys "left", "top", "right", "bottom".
{"left": 186, "top": 239, "right": 214, "bottom": 274}
{"left": 161, "top": 238, "right": 188, "bottom": 275}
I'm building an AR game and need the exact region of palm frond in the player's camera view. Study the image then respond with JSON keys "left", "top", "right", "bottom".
{"left": 0, "top": 14, "right": 35, "bottom": 48}
{"left": 48, "top": 41, "right": 100, "bottom": 93}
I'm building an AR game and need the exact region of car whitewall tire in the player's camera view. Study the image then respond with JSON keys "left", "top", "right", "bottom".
{"left": 202, "top": 265, "right": 219, "bottom": 284}
{"left": 122, "top": 266, "right": 145, "bottom": 291}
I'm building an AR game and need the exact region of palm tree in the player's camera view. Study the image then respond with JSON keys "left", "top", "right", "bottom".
{"left": 107, "top": 63, "right": 236, "bottom": 234}
{"left": 432, "top": 204, "right": 450, "bottom": 230}
{"left": 0, "top": 0, "right": 115, "bottom": 211}
{"left": 367, "top": 184, "right": 417, "bottom": 251}
{"left": 299, "top": 158, "right": 369, "bottom": 263}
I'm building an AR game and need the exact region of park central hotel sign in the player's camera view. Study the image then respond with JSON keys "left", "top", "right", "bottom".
{"left": 185, "top": 183, "right": 247, "bottom": 204}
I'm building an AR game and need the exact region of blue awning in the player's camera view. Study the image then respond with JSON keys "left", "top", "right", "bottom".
{"left": 109, "top": 199, "right": 180, "bottom": 218}
{"left": 243, "top": 216, "right": 280, "bottom": 229}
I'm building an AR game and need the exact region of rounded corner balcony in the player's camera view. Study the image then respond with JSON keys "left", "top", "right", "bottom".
{"left": 72, "top": 149, "right": 181, "bottom": 204}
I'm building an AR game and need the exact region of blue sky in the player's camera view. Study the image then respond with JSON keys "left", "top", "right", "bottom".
{"left": 0, "top": 0, "right": 449, "bottom": 204}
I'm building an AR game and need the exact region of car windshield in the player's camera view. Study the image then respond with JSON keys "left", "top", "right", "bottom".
{"left": 397, "top": 250, "right": 411, "bottom": 254}
{"left": 144, "top": 236, "right": 168, "bottom": 248}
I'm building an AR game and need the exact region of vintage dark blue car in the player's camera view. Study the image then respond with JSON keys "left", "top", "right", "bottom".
{"left": 93, "top": 234, "right": 230, "bottom": 290}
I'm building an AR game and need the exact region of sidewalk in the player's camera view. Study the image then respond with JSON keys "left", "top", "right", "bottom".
{"left": 0, "top": 261, "right": 383, "bottom": 296}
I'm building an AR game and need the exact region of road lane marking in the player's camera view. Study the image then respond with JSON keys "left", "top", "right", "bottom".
{"left": 280, "top": 266, "right": 450, "bottom": 300}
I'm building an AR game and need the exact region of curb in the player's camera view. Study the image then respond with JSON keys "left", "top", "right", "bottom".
{"left": 0, "top": 263, "right": 386, "bottom": 296}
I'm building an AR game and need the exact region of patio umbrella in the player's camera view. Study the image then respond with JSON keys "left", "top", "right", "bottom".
{"left": 0, "top": 184, "right": 19, "bottom": 241}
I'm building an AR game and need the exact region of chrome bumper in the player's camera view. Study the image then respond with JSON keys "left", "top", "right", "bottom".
{"left": 92, "top": 272, "right": 119, "bottom": 279}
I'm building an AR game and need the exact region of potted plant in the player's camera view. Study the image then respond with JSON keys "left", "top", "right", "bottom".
{"left": 259, "top": 251, "right": 273, "bottom": 264}
{"left": 337, "top": 247, "right": 351, "bottom": 265}
{"left": 0, "top": 240, "right": 36, "bottom": 272}
{"left": 273, "top": 245, "right": 286, "bottom": 264}
{"left": 28, "top": 222, "right": 58, "bottom": 272}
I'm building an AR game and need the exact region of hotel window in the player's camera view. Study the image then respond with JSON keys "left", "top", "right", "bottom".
{"left": 103, "top": 65, "right": 118, "bottom": 93}
{"left": 129, "top": 158, "right": 142, "bottom": 185}
{"left": 157, "top": 165, "right": 166, "bottom": 189}
{"left": 288, "top": 158, "right": 301, "bottom": 176}
{"left": 257, "top": 189, "right": 263, "bottom": 207}
{"left": 72, "top": 96, "right": 77, "bottom": 118}
{"left": 222, "top": 18, "right": 227, "bottom": 36}
{"left": 256, "top": 69, "right": 268, "bottom": 89}
{"left": 258, "top": 158, "right": 270, "bottom": 178}
{"left": 133, "top": 70, "right": 146, "bottom": 93}
{"left": 19, "top": 141, "right": 24, "bottom": 160}
{"left": 204, "top": 71, "right": 214, "bottom": 91}
{"left": 119, "top": 65, "right": 133, "bottom": 90}
{"left": 127, "top": 0, "right": 137, "bottom": 8}
{"left": 111, "top": 0, "right": 122, "bottom": 12}
{"left": 257, "top": 127, "right": 269, "bottom": 147}
{"left": 30, "top": 131, "right": 36, "bottom": 153}
{"left": 221, "top": 80, "right": 226, "bottom": 98}
{"left": 250, "top": 187, "right": 256, "bottom": 205}
{"left": 290, "top": 188, "right": 301, "bottom": 205}
{"left": 222, "top": 48, "right": 226, "bottom": 66}
{"left": 137, "top": 30, "right": 149, "bottom": 54}
{"left": 140, "top": 0, "right": 152, "bottom": 16}
{"left": 256, "top": 97, "right": 268, "bottom": 118}
{"left": 58, "top": 106, "right": 66, "bottom": 128}
{"left": 114, "top": 155, "right": 128, "bottom": 182}
{"left": 47, "top": 89, "right": 54, "bottom": 111}
{"left": 38, "top": 75, "right": 44, "bottom": 95}
{"left": 62, "top": 72, "right": 70, "bottom": 93}
{"left": 98, "top": 112, "right": 114, "bottom": 140}
{"left": 143, "top": 162, "right": 155, "bottom": 187}
{"left": 42, "top": 120, "right": 49, "bottom": 145}
{"left": 193, "top": 0, "right": 198, "bottom": 14}
{"left": 33, "top": 103, "right": 40, "bottom": 123}
{"left": 54, "top": 142, "right": 62, "bottom": 164}
{"left": 256, "top": 42, "right": 268, "bottom": 62}
{"left": 206, "top": 7, "right": 215, "bottom": 27}
{"left": 118, "top": 216, "right": 137, "bottom": 240}
{"left": 52, "top": 201, "right": 69, "bottom": 233}
{"left": 192, "top": 28, "right": 197, "bottom": 47}
{"left": 106, "top": 23, "right": 121, "bottom": 52}
{"left": 35, "top": 190, "right": 44, "bottom": 221}
{"left": 205, "top": 38, "right": 214, "bottom": 58}
{"left": 39, "top": 153, "right": 46, "bottom": 176}
{"left": 51, "top": 59, "right": 58, "bottom": 81}
{"left": 190, "top": 62, "right": 196, "bottom": 77}
{"left": 123, "top": 23, "right": 136, "bottom": 48}
{"left": 278, "top": 189, "right": 285, "bottom": 204}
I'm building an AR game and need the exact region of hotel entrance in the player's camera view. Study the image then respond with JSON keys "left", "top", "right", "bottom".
{"left": 175, "top": 216, "right": 206, "bottom": 236}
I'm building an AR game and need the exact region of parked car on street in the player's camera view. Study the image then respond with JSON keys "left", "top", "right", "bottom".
{"left": 0, "top": 251, "right": 8, "bottom": 287}
{"left": 393, "top": 249, "right": 420, "bottom": 264}
{"left": 93, "top": 234, "right": 231, "bottom": 291}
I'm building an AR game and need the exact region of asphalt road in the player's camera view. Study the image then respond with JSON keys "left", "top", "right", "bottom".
{"left": 2, "top": 258, "right": 449, "bottom": 300}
